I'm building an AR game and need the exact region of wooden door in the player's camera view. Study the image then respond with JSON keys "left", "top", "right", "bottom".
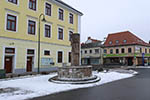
{"left": 5, "top": 56, "right": 13, "bottom": 73}
{"left": 27, "top": 57, "right": 32, "bottom": 72}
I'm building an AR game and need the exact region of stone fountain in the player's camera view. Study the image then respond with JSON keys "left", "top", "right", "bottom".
{"left": 49, "top": 34, "right": 100, "bottom": 84}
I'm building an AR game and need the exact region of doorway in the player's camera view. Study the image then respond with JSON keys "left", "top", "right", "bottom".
{"left": 127, "top": 57, "right": 133, "bottom": 66}
{"left": 4, "top": 56, "right": 13, "bottom": 73}
{"left": 26, "top": 56, "right": 33, "bottom": 72}
{"left": 87, "top": 58, "right": 91, "bottom": 65}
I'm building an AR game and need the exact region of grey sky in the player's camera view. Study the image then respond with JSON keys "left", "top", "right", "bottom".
{"left": 62, "top": 0, "right": 150, "bottom": 42}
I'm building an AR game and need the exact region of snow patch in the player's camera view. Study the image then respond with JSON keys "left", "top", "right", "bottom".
{"left": 0, "top": 72, "right": 134, "bottom": 100}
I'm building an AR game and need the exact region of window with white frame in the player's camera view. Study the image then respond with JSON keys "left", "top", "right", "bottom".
{"left": 69, "top": 30, "right": 73, "bottom": 41}
{"left": 45, "top": 3, "right": 51, "bottom": 16}
{"left": 6, "top": 14, "right": 17, "bottom": 31}
{"left": 44, "top": 50, "right": 50, "bottom": 56}
{"left": 45, "top": 24, "right": 51, "bottom": 38}
{"left": 58, "top": 8, "right": 64, "bottom": 20}
{"left": 29, "top": 0, "right": 37, "bottom": 11}
{"left": 58, "top": 27, "right": 63, "bottom": 40}
{"left": 69, "top": 13, "right": 73, "bottom": 24}
{"left": 28, "top": 20, "right": 36, "bottom": 35}
{"left": 58, "top": 51, "right": 63, "bottom": 63}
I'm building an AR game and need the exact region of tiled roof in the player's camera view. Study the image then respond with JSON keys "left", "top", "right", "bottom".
{"left": 104, "top": 31, "right": 150, "bottom": 47}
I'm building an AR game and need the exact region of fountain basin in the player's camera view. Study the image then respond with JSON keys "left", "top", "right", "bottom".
{"left": 49, "top": 66, "right": 100, "bottom": 84}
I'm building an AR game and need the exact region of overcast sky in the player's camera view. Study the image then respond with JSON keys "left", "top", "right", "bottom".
{"left": 62, "top": 0, "right": 150, "bottom": 43}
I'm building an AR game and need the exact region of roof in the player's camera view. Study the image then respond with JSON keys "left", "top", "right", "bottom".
{"left": 81, "top": 42, "right": 103, "bottom": 49}
{"left": 104, "top": 31, "right": 150, "bottom": 47}
{"left": 85, "top": 37, "right": 102, "bottom": 44}
{"left": 54, "top": 0, "right": 83, "bottom": 16}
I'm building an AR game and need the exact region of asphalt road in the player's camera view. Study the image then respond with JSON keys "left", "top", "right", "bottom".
{"left": 30, "top": 68, "right": 150, "bottom": 100}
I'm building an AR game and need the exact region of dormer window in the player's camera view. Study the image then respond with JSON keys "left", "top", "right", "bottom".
{"left": 123, "top": 39, "right": 127, "bottom": 43}
{"left": 116, "top": 40, "right": 119, "bottom": 44}
{"left": 109, "top": 41, "right": 112, "bottom": 45}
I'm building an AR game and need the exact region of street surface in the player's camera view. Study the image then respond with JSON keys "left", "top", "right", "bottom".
{"left": 30, "top": 68, "right": 150, "bottom": 100}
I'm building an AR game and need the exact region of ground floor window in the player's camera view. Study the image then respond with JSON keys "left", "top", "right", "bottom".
{"left": 68, "top": 52, "right": 71, "bottom": 63}
{"left": 58, "top": 51, "right": 63, "bottom": 63}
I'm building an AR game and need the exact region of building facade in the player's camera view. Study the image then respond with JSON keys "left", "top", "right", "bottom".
{"left": 81, "top": 37, "right": 103, "bottom": 65}
{"left": 103, "top": 31, "right": 150, "bottom": 66}
{"left": 0, "top": 0, "right": 83, "bottom": 74}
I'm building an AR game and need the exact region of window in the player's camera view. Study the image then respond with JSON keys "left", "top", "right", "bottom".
{"left": 27, "top": 49, "right": 34, "bottom": 54}
{"left": 140, "top": 48, "right": 142, "bottom": 53}
{"left": 45, "top": 24, "right": 51, "bottom": 38}
{"left": 28, "top": 20, "right": 36, "bottom": 35}
{"left": 5, "top": 48, "right": 15, "bottom": 54}
{"left": 145, "top": 49, "right": 147, "bottom": 54}
{"left": 58, "top": 51, "right": 63, "bottom": 63}
{"left": 58, "top": 8, "right": 64, "bottom": 20}
{"left": 7, "top": 14, "right": 17, "bottom": 31}
{"left": 58, "top": 27, "right": 63, "bottom": 40}
{"left": 104, "top": 49, "right": 107, "bottom": 53}
{"left": 8, "top": 0, "right": 17, "bottom": 4}
{"left": 123, "top": 40, "right": 127, "bottom": 43}
{"left": 45, "top": 3, "right": 51, "bottom": 16}
{"left": 116, "top": 40, "right": 119, "bottom": 44}
{"left": 128, "top": 48, "right": 132, "bottom": 53}
{"left": 69, "top": 13, "right": 73, "bottom": 24}
{"left": 116, "top": 49, "right": 119, "bottom": 54}
{"left": 109, "top": 41, "right": 112, "bottom": 45}
{"left": 85, "top": 50, "right": 87, "bottom": 54}
{"left": 69, "top": 31, "right": 73, "bottom": 41}
{"left": 44, "top": 50, "right": 50, "bottom": 56}
{"left": 110, "top": 49, "right": 113, "bottom": 54}
{"left": 90, "top": 50, "right": 92, "bottom": 54}
{"left": 121, "top": 48, "right": 125, "bottom": 53}
{"left": 95, "top": 49, "right": 99, "bottom": 54}
{"left": 68, "top": 52, "right": 71, "bottom": 63}
{"left": 29, "top": 0, "right": 36, "bottom": 11}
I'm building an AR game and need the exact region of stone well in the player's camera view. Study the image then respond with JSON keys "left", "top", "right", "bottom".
{"left": 50, "top": 66, "right": 99, "bottom": 84}
{"left": 57, "top": 66, "right": 92, "bottom": 80}
{"left": 49, "top": 34, "right": 100, "bottom": 84}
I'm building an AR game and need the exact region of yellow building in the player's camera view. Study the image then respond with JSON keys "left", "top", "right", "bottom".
{"left": 0, "top": 0, "right": 83, "bottom": 74}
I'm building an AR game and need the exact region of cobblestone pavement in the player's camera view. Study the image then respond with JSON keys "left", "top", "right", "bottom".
{"left": 30, "top": 68, "right": 150, "bottom": 100}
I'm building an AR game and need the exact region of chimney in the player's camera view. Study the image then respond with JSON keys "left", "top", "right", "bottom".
{"left": 88, "top": 37, "right": 91, "bottom": 40}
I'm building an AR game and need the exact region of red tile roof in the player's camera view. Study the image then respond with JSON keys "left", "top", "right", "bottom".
{"left": 104, "top": 31, "right": 150, "bottom": 47}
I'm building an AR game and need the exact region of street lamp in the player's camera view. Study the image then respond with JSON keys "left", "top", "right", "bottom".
{"left": 38, "top": 13, "right": 46, "bottom": 74}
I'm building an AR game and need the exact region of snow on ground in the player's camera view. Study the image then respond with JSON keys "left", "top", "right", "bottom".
{"left": 0, "top": 71, "right": 134, "bottom": 100}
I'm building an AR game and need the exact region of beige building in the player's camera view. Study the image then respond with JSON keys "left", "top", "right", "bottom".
{"left": 81, "top": 37, "right": 103, "bottom": 65}
{"left": 104, "top": 31, "right": 150, "bottom": 66}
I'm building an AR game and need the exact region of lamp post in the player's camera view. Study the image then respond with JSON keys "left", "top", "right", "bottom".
{"left": 38, "top": 13, "right": 46, "bottom": 74}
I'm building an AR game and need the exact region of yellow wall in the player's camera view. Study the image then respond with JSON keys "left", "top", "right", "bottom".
{"left": 0, "top": 0, "right": 81, "bottom": 70}
{"left": 0, "top": 0, "right": 79, "bottom": 46}
{"left": 0, "top": 37, "right": 71, "bottom": 69}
